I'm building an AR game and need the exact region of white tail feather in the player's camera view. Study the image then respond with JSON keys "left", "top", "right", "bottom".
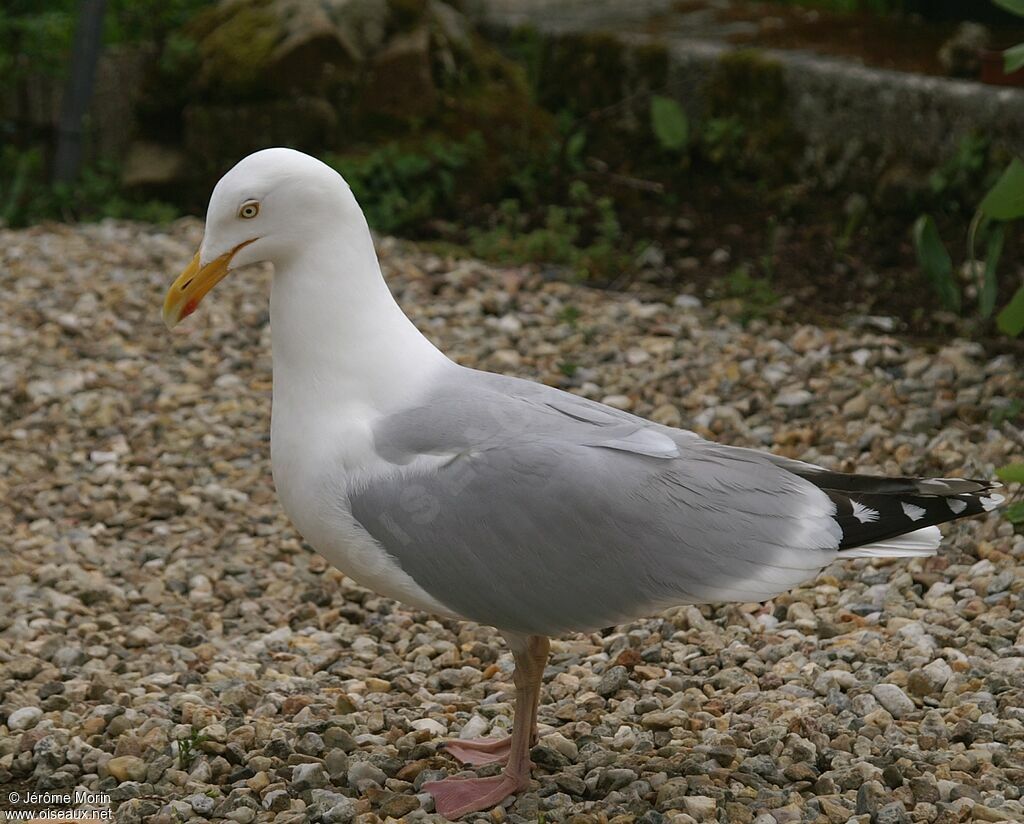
{"left": 839, "top": 525, "right": 941, "bottom": 558}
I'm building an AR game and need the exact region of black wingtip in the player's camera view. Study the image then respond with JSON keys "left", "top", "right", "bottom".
{"left": 806, "top": 475, "right": 1004, "bottom": 551}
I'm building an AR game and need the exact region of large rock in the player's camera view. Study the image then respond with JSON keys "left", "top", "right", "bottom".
{"left": 122, "top": 142, "right": 188, "bottom": 188}
{"left": 173, "top": 0, "right": 546, "bottom": 204}
{"left": 357, "top": 26, "right": 437, "bottom": 120}
{"left": 183, "top": 97, "right": 338, "bottom": 172}
{"left": 190, "top": 0, "right": 476, "bottom": 113}
{"left": 191, "top": 0, "right": 392, "bottom": 97}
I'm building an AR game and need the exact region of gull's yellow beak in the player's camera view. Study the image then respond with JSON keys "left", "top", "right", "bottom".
{"left": 162, "top": 239, "right": 254, "bottom": 329}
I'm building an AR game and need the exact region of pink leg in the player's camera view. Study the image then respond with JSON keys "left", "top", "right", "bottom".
{"left": 444, "top": 711, "right": 542, "bottom": 766}
{"left": 424, "top": 635, "right": 550, "bottom": 818}
{"left": 443, "top": 737, "right": 512, "bottom": 766}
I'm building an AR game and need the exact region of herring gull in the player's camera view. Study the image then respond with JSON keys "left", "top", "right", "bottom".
{"left": 162, "top": 148, "right": 1003, "bottom": 818}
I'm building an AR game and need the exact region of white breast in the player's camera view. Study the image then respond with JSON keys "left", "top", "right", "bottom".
{"left": 270, "top": 407, "right": 457, "bottom": 617}
{"left": 265, "top": 243, "right": 458, "bottom": 618}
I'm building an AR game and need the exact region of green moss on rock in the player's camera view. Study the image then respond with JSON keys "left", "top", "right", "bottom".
{"left": 192, "top": 0, "right": 280, "bottom": 97}
{"left": 703, "top": 49, "right": 801, "bottom": 179}
{"left": 533, "top": 32, "right": 668, "bottom": 117}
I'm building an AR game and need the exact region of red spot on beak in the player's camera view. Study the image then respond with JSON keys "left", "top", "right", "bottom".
{"left": 183, "top": 298, "right": 198, "bottom": 318}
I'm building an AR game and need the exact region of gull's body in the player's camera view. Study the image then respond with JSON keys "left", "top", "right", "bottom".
{"left": 164, "top": 148, "right": 1003, "bottom": 818}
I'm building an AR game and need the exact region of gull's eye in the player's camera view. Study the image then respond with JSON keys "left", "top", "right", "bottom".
{"left": 239, "top": 201, "right": 260, "bottom": 219}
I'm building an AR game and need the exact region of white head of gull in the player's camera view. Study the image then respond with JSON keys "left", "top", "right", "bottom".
{"left": 164, "top": 147, "right": 1003, "bottom": 818}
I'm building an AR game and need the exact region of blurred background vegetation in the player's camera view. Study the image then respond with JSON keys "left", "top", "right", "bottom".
{"left": 1, "top": 0, "right": 1023, "bottom": 343}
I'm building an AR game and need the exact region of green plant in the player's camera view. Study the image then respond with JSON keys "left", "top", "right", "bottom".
{"left": 915, "top": 155, "right": 1024, "bottom": 336}
{"left": 990, "top": 398, "right": 1023, "bottom": 425}
{"left": 912, "top": 215, "right": 959, "bottom": 313}
{"left": 175, "top": 727, "right": 207, "bottom": 769}
{"left": 723, "top": 264, "right": 779, "bottom": 321}
{"left": 700, "top": 116, "right": 748, "bottom": 167}
{"left": 927, "top": 134, "right": 990, "bottom": 204}
{"left": 650, "top": 95, "right": 689, "bottom": 152}
{"left": 838, "top": 193, "right": 868, "bottom": 252}
{"left": 0, "top": 4, "right": 75, "bottom": 84}
{"left": 463, "top": 181, "right": 636, "bottom": 280}
{"left": 558, "top": 305, "right": 582, "bottom": 327}
{"left": 0, "top": 148, "right": 178, "bottom": 227}
{"left": 995, "top": 1, "right": 1024, "bottom": 71}
{"left": 995, "top": 464, "right": 1024, "bottom": 525}
{"left": 701, "top": 51, "right": 798, "bottom": 180}
{"left": 326, "top": 136, "right": 486, "bottom": 235}
{"left": 0, "top": 0, "right": 209, "bottom": 89}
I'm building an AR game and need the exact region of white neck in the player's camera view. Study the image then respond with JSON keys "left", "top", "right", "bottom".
{"left": 268, "top": 223, "right": 449, "bottom": 426}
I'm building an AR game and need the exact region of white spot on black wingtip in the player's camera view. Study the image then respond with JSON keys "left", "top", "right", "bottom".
{"left": 901, "top": 501, "right": 927, "bottom": 521}
{"left": 851, "top": 500, "right": 879, "bottom": 523}
{"left": 980, "top": 494, "right": 1005, "bottom": 512}
{"left": 947, "top": 498, "right": 967, "bottom": 515}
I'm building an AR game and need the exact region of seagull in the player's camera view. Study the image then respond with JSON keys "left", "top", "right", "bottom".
{"left": 163, "top": 148, "right": 1003, "bottom": 818}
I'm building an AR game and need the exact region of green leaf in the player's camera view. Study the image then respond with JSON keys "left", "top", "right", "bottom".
{"left": 980, "top": 158, "right": 1024, "bottom": 220}
{"left": 980, "top": 222, "right": 1005, "bottom": 319}
{"left": 1005, "top": 43, "right": 1024, "bottom": 74}
{"left": 912, "top": 215, "right": 960, "bottom": 313}
{"left": 650, "top": 95, "right": 689, "bottom": 151}
{"left": 996, "top": 463, "right": 1024, "bottom": 484}
{"left": 993, "top": 0, "right": 1024, "bottom": 16}
{"left": 565, "top": 130, "right": 587, "bottom": 171}
{"left": 1006, "top": 502, "right": 1024, "bottom": 524}
{"left": 997, "top": 283, "right": 1024, "bottom": 336}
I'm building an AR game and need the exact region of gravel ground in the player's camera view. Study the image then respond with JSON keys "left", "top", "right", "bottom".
{"left": 1, "top": 218, "right": 1023, "bottom": 824}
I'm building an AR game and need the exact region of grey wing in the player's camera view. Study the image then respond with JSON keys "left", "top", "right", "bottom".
{"left": 348, "top": 368, "right": 842, "bottom": 636}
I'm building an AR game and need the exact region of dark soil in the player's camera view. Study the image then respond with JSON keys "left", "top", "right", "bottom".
{"left": 593, "top": 165, "right": 1024, "bottom": 350}
{"left": 659, "top": 1, "right": 1024, "bottom": 78}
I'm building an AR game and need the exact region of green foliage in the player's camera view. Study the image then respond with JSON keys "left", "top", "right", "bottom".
{"left": 927, "top": 134, "right": 990, "bottom": 204}
{"left": 996, "top": 464, "right": 1024, "bottom": 484}
{"left": 990, "top": 398, "right": 1023, "bottom": 425}
{"left": 558, "top": 305, "right": 582, "bottom": 327}
{"left": 723, "top": 265, "right": 779, "bottom": 321}
{"left": 912, "top": 215, "right": 959, "bottom": 313}
{"left": 979, "top": 158, "right": 1024, "bottom": 221}
{"left": 702, "top": 51, "right": 798, "bottom": 180}
{"left": 985, "top": 2, "right": 1024, "bottom": 336}
{"left": 0, "top": 0, "right": 209, "bottom": 87}
{"left": 326, "top": 120, "right": 642, "bottom": 280}
{"left": 158, "top": 29, "right": 201, "bottom": 78}
{"left": 650, "top": 96, "right": 688, "bottom": 151}
{"left": 465, "top": 182, "right": 635, "bottom": 280}
{"left": 997, "top": 286, "right": 1024, "bottom": 336}
{"left": 699, "top": 116, "right": 747, "bottom": 167}
{"left": 1006, "top": 501, "right": 1024, "bottom": 524}
{"left": 914, "top": 137, "right": 1024, "bottom": 334}
{"left": 105, "top": 0, "right": 211, "bottom": 45}
{"left": 994, "top": 0, "right": 1024, "bottom": 15}
{"left": 0, "top": 5, "right": 75, "bottom": 83}
{"left": 175, "top": 727, "right": 207, "bottom": 770}
{"left": 977, "top": 222, "right": 1004, "bottom": 319}
{"left": 911, "top": 5, "right": 1024, "bottom": 336}
{"left": 326, "top": 136, "right": 486, "bottom": 235}
{"left": 998, "top": 0, "right": 1024, "bottom": 73}
{"left": 0, "top": 147, "right": 178, "bottom": 227}
{"left": 1005, "top": 43, "right": 1024, "bottom": 73}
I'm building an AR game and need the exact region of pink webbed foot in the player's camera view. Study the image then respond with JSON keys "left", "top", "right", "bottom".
{"left": 423, "top": 772, "right": 528, "bottom": 819}
{"left": 443, "top": 737, "right": 512, "bottom": 766}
